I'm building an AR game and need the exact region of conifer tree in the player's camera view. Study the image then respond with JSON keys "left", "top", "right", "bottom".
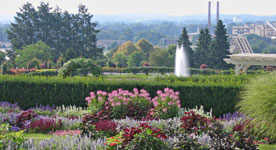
{"left": 177, "top": 27, "right": 194, "bottom": 67}
{"left": 193, "top": 28, "right": 212, "bottom": 68}
{"left": 210, "top": 20, "right": 230, "bottom": 69}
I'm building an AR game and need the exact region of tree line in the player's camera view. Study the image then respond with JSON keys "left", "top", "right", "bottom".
{"left": 7, "top": 2, "right": 102, "bottom": 63}
{"left": 105, "top": 20, "right": 230, "bottom": 70}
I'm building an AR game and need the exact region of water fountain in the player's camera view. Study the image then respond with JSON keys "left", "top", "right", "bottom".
{"left": 174, "top": 45, "right": 190, "bottom": 77}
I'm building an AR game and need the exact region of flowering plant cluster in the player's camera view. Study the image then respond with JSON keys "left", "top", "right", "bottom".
{"left": 105, "top": 123, "right": 167, "bottom": 149}
{"left": 151, "top": 88, "right": 181, "bottom": 119}
{"left": 86, "top": 88, "right": 153, "bottom": 119}
{"left": 180, "top": 111, "right": 210, "bottom": 135}
{"left": 9, "top": 68, "right": 36, "bottom": 74}
{"left": 28, "top": 118, "right": 62, "bottom": 133}
{"left": 85, "top": 88, "right": 181, "bottom": 120}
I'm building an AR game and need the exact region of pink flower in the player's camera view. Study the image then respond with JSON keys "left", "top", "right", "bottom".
{"left": 177, "top": 104, "right": 181, "bottom": 108}
{"left": 177, "top": 100, "right": 181, "bottom": 104}
{"left": 87, "top": 100, "right": 91, "bottom": 104}
{"left": 264, "top": 138, "right": 270, "bottom": 141}
{"left": 157, "top": 90, "right": 162, "bottom": 95}
{"left": 162, "top": 108, "right": 168, "bottom": 112}
{"left": 175, "top": 91, "right": 179, "bottom": 95}
{"left": 98, "top": 97, "right": 103, "bottom": 101}
{"left": 168, "top": 102, "right": 175, "bottom": 105}
{"left": 110, "top": 143, "right": 116, "bottom": 146}
{"left": 153, "top": 101, "right": 159, "bottom": 106}
{"left": 164, "top": 88, "right": 169, "bottom": 92}
{"left": 161, "top": 97, "right": 166, "bottom": 101}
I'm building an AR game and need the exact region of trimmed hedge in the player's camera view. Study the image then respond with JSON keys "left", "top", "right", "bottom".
{"left": 0, "top": 75, "right": 244, "bottom": 116}
{"left": 102, "top": 67, "right": 236, "bottom": 75}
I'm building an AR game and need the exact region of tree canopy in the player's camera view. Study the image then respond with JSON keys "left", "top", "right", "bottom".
{"left": 7, "top": 2, "right": 102, "bottom": 62}
{"left": 15, "top": 41, "right": 53, "bottom": 68}
{"left": 193, "top": 29, "right": 212, "bottom": 68}
{"left": 116, "top": 41, "right": 138, "bottom": 56}
{"left": 127, "top": 51, "right": 144, "bottom": 67}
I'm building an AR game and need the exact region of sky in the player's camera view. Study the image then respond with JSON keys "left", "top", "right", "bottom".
{"left": 0, "top": 0, "right": 276, "bottom": 17}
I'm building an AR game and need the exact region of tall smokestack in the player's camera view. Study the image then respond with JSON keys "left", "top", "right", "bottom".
{"left": 208, "top": 1, "right": 211, "bottom": 33}
{"left": 217, "top": 1, "right": 220, "bottom": 23}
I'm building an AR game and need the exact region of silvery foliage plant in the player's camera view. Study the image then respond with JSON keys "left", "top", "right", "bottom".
{"left": 6, "top": 135, "right": 106, "bottom": 150}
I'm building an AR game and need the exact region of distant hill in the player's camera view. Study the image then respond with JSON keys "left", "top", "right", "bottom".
{"left": 1, "top": 14, "right": 276, "bottom": 24}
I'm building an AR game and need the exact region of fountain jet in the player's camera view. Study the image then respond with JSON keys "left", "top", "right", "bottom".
{"left": 175, "top": 45, "right": 190, "bottom": 77}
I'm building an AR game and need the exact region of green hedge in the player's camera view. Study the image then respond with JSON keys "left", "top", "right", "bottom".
{"left": 102, "top": 67, "right": 236, "bottom": 75}
{"left": 0, "top": 75, "right": 244, "bottom": 116}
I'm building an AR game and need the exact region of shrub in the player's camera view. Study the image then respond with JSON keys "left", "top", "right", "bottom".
{"left": 237, "top": 73, "right": 276, "bottom": 140}
{"left": 58, "top": 58, "right": 102, "bottom": 78}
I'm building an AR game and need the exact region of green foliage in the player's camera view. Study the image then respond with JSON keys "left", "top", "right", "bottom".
{"left": 112, "top": 53, "right": 128, "bottom": 68}
{"left": 135, "top": 39, "right": 154, "bottom": 59}
{"left": 194, "top": 28, "right": 212, "bottom": 68}
{"left": 209, "top": 20, "right": 230, "bottom": 69}
{"left": 7, "top": 2, "right": 102, "bottom": 61}
{"left": 116, "top": 41, "right": 138, "bottom": 56}
{"left": 127, "top": 51, "right": 144, "bottom": 67}
{"left": 28, "top": 70, "right": 58, "bottom": 76}
{"left": 0, "top": 51, "right": 5, "bottom": 65}
{"left": 58, "top": 58, "right": 102, "bottom": 78}
{"left": 149, "top": 48, "right": 170, "bottom": 67}
{"left": 125, "top": 128, "right": 169, "bottom": 150}
{"left": 15, "top": 41, "right": 53, "bottom": 68}
{"left": 0, "top": 124, "right": 25, "bottom": 149}
{"left": 0, "top": 60, "right": 16, "bottom": 75}
{"left": 237, "top": 73, "right": 276, "bottom": 140}
{"left": 0, "top": 75, "right": 243, "bottom": 116}
{"left": 246, "top": 34, "right": 276, "bottom": 53}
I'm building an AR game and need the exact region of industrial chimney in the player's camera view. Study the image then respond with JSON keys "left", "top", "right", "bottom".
{"left": 208, "top": 1, "right": 211, "bottom": 32}
{"left": 217, "top": 1, "right": 220, "bottom": 23}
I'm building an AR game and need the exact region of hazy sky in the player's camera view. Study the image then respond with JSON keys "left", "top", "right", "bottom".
{"left": 0, "top": 0, "right": 276, "bottom": 16}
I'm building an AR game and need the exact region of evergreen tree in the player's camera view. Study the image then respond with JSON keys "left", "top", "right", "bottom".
{"left": 7, "top": 2, "right": 102, "bottom": 63}
{"left": 177, "top": 27, "right": 194, "bottom": 67}
{"left": 210, "top": 20, "right": 230, "bottom": 69}
{"left": 7, "top": 3, "right": 38, "bottom": 50}
{"left": 193, "top": 28, "right": 212, "bottom": 68}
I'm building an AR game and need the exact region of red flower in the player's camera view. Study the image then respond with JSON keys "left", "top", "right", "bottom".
{"left": 264, "top": 138, "right": 270, "bottom": 141}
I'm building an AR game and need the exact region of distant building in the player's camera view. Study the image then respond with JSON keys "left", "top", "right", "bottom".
{"left": 232, "top": 22, "right": 276, "bottom": 38}
{"left": 233, "top": 17, "right": 243, "bottom": 23}
{"left": 159, "top": 38, "right": 178, "bottom": 46}
{"left": 97, "top": 40, "right": 126, "bottom": 49}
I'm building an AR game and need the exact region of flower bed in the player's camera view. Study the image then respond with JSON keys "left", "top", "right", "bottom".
{"left": 0, "top": 88, "right": 275, "bottom": 149}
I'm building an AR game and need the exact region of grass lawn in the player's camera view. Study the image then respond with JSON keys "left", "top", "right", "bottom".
{"left": 259, "top": 145, "right": 276, "bottom": 150}
{"left": 24, "top": 133, "right": 54, "bottom": 140}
